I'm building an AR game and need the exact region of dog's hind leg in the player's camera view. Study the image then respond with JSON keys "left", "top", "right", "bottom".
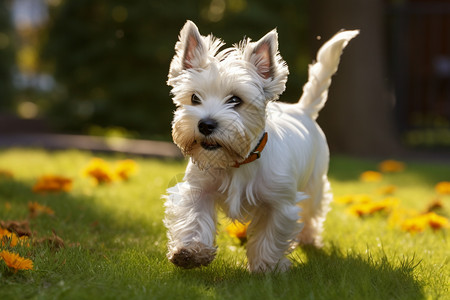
{"left": 297, "top": 174, "right": 332, "bottom": 248}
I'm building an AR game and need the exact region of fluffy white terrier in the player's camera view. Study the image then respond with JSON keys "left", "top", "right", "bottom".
{"left": 164, "top": 20, "right": 358, "bottom": 272}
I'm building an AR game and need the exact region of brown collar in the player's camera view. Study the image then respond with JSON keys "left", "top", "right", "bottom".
{"left": 233, "top": 132, "right": 268, "bottom": 168}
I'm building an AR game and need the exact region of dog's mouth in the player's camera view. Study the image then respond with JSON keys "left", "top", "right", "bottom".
{"left": 200, "top": 141, "right": 222, "bottom": 151}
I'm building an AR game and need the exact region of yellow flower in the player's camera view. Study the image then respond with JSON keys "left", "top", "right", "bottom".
{"left": 348, "top": 203, "right": 375, "bottom": 217}
{"left": 335, "top": 194, "right": 373, "bottom": 205}
{"left": 226, "top": 221, "right": 249, "bottom": 244}
{"left": 32, "top": 175, "right": 72, "bottom": 193}
{"left": 360, "top": 171, "right": 382, "bottom": 182}
{"left": 0, "top": 250, "right": 33, "bottom": 272}
{"left": 401, "top": 215, "right": 429, "bottom": 233}
{"left": 347, "top": 197, "right": 398, "bottom": 217}
{"left": 378, "top": 160, "right": 405, "bottom": 173}
{"left": 435, "top": 181, "right": 450, "bottom": 195}
{"left": 376, "top": 185, "right": 397, "bottom": 195}
{"left": 399, "top": 212, "right": 449, "bottom": 233}
{"left": 425, "top": 212, "right": 449, "bottom": 230}
{"left": 115, "top": 159, "right": 138, "bottom": 180}
{"left": 28, "top": 201, "right": 55, "bottom": 218}
{"left": 82, "top": 158, "right": 114, "bottom": 184}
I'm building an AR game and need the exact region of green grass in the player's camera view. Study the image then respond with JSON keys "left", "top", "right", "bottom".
{"left": 0, "top": 149, "right": 449, "bottom": 300}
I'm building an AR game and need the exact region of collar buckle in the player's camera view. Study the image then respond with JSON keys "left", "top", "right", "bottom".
{"left": 233, "top": 132, "right": 268, "bottom": 168}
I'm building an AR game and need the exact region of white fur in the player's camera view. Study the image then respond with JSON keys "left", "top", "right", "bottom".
{"left": 164, "top": 20, "right": 358, "bottom": 272}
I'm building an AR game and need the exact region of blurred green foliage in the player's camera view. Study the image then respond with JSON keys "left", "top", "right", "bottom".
{"left": 41, "top": 0, "right": 309, "bottom": 139}
{"left": 0, "top": 0, "right": 14, "bottom": 111}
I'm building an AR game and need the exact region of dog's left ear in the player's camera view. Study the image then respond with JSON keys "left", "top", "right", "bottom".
{"left": 244, "top": 30, "right": 289, "bottom": 100}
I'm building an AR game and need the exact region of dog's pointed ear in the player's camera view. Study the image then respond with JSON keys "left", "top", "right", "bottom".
{"left": 168, "top": 21, "right": 207, "bottom": 84}
{"left": 181, "top": 21, "right": 205, "bottom": 70}
{"left": 249, "top": 30, "right": 278, "bottom": 79}
{"left": 244, "top": 29, "right": 289, "bottom": 100}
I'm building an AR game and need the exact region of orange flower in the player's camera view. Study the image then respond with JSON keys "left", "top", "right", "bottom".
{"left": 82, "top": 158, "right": 114, "bottom": 184}
{"left": 0, "top": 250, "right": 33, "bottom": 272}
{"left": 0, "top": 228, "right": 18, "bottom": 247}
{"left": 0, "top": 227, "right": 9, "bottom": 236}
{"left": 115, "top": 159, "right": 138, "bottom": 180}
{"left": 226, "top": 221, "right": 249, "bottom": 243}
{"left": 360, "top": 171, "right": 382, "bottom": 182}
{"left": 28, "top": 201, "right": 55, "bottom": 218}
{"left": 435, "top": 181, "right": 450, "bottom": 195}
{"left": 32, "top": 175, "right": 72, "bottom": 193}
{"left": 378, "top": 160, "right": 405, "bottom": 173}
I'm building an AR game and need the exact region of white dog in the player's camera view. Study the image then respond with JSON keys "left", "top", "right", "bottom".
{"left": 164, "top": 20, "right": 358, "bottom": 272}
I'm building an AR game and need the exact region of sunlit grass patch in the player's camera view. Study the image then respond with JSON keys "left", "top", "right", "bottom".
{"left": 0, "top": 149, "right": 448, "bottom": 299}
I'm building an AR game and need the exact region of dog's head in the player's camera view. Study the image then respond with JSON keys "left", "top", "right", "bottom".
{"left": 167, "top": 20, "right": 288, "bottom": 170}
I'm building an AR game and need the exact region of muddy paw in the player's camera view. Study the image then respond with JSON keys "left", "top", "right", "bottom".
{"left": 168, "top": 242, "right": 216, "bottom": 269}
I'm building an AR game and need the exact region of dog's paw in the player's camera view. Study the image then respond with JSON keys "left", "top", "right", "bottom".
{"left": 297, "top": 225, "right": 324, "bottom": 248}
{"left": 248, "top": 257, "right": 292, "bottom": 273}
{"left": 168, "top": 242, "right": 216, "bottom": 269}
{"left": 297, "top": 232, "right": 323, "bottom": 248}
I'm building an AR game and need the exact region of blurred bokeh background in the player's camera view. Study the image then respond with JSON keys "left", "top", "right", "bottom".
{"left": 0, "top": 0, "right": 449, "bottom": 157}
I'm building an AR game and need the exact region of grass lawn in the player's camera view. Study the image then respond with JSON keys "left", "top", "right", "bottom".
{"left": 0, "top": 148, "right": 448, "bottom": 299}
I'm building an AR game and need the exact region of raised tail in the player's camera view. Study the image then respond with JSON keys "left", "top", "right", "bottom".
{"left": 298, "top": 30, "right": 359, "bottom": 119}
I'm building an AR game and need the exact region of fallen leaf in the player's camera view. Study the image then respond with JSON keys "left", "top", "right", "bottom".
{"left": 0, "top": 220, "right": 32, "bottom": 237}
{"left": 34, "top": 231, "right": 65, "bottom": 251}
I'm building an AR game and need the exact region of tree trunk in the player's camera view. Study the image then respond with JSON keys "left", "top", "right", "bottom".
{"left": 309, "top": 0, "right": 402, "bottom": 156}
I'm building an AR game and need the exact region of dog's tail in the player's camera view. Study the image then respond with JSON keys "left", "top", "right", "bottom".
{"left": 298, "top": 30, "right": 359, "bottom": 119}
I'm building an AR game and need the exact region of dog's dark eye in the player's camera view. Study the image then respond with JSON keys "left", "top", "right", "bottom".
{"left": 226, "top": 96, "right": 242, "bottom": 107}
{"left": 191, "top": 94, "right": 201, "bottom": 105}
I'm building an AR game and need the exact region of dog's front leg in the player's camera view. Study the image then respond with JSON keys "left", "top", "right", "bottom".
{"left": 163, "top": 181, "right": 217, "bottom": 269}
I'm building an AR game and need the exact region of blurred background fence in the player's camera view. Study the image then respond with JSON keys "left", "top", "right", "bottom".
{"left": 0, "top": 0, "right": 449, "bottom": 155}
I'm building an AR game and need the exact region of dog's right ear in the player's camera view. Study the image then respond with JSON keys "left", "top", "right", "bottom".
{"left": 168, "top": 20, "right": 208, "bottom": 84}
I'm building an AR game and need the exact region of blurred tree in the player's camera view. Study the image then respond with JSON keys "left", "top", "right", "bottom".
{"left": 0, "top": 0, "right": 14, "bottom": 112}
{"left": 310, "top": 0, "right": 402, "bottom": 156}
{"left": 41, "top": 0, "right": 308, "bottom": 139}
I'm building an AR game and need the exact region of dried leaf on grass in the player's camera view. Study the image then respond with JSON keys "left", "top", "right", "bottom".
{"left": 0, "top": 220, "right": 32, "bottom": 237}
{"left": 28, "top": 202, "right": 55, "bottom": 218}
{"left": 34, "top": 230, "right": 65, "bottom": 250}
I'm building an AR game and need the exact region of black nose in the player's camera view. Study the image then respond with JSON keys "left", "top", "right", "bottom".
{"left": 198, "top": 118, "right": 218, "bottom": 136}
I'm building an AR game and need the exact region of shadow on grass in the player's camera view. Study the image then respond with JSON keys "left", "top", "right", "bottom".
{"left": 160, "top": 245, "right": 425, "bottom": 300}
{"left": 0, "top": 176, "right": 167, "bottom": 259}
